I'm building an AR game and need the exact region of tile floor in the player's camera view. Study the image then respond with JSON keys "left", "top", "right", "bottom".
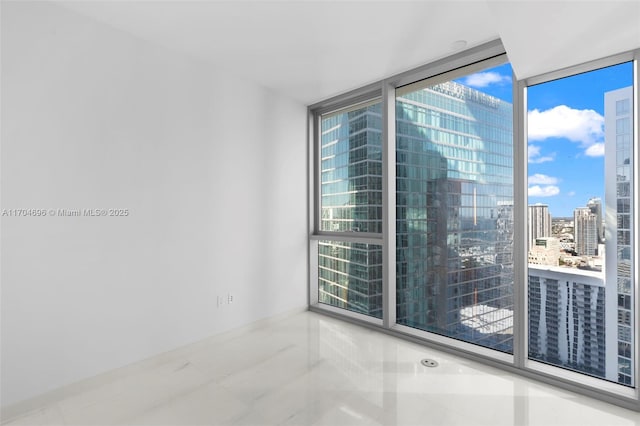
{"left": 2, "top": 310, "right": 639, "bottom": 425}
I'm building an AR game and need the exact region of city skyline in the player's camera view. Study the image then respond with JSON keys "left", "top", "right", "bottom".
{"left": 319, "top": 61, "right": 633, "bottom": 386}
{"left": 461, "top": 62, "right": 633, "bottom": 218}
{"left": 524, "top": 81, "right": 634, "bottom": 386}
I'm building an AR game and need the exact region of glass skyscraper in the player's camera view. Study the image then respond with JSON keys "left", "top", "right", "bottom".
{"left": 395, "top": 80, "right": 514, "bottom": 352}
{"left": 605, "top": 86, "right": 634, "bottom": 386}
{"left": 318, "top": 103, "right": 383, "bottom": 318}
{"left": 318, "top": 75, "right": 514, "bottom": 352}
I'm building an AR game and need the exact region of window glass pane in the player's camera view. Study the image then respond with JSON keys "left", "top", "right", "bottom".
{"left": 527, "top": 62, "right": 634, "bottom": 387}
{"left": 318, "top": 240, "right": 382, "bottom": 318}
{"left": 395, "top": 63, "right": 514, "bottom": 353}
{"left": 616, "top": 98, "right": 630, "bottom": 116}
{"left": 320, "top": 102, "right": 382, "bottom": 233}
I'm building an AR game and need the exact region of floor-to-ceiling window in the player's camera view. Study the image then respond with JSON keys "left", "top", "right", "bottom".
{"left": 317, "top": 101, "right": 384, "bottom": 319}
{"left": 395, "top": 63, "right": 514, "bottom": 353}
{"left": 309, "top": 41, "right": 639, "bottom": 410}
{"left": 525, "top": 62, "right": 635, "bottom": 388}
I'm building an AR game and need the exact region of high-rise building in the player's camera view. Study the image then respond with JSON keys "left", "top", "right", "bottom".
{"left": 528, "top": 265, "right": 606, "bottom": 378}
{"left": 587, "top": 197, "right": 604, "bottom": 245}
{"left": 605, "top": 86, "right": 634, "bottom": 386}
{"left": 574, "top": 206, "right": 599, "bottom": 256}
{"left": 318, "top": 103, "right": 384, "bottom": 318}
{"left": 528, "top": 204, "right": 552, "bottom": 248}
{"left": 319, "top": 79, "right": 515, "bottom": 352}
{"left": 395, "top": 81, "right": 514, "bottom": 352}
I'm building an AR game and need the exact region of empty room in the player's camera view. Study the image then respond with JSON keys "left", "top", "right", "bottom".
{"left": 1, "top": 1, "right": 640, "bottom": 425}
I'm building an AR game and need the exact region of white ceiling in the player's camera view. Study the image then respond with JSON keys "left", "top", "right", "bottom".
{"left": 55, "top": 0, "right": 640, "bottom": 105}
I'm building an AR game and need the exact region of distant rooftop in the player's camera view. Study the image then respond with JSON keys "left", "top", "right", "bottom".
{"left": 528, "top": 263, "right": 605, "bottom": 281}
{"left": 460, "top": 304, "right": 513, "bottom": 335}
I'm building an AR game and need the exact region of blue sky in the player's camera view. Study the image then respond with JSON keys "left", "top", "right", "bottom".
{"left": 460, "top": 62, "right": 633, "bottom": 218}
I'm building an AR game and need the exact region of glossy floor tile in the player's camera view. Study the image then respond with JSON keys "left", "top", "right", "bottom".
{"left": 2, "top": 310, "right": 639, "bottom": 425}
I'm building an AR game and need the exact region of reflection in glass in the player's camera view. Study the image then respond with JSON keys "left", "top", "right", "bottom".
{"left": 320, "top": 103, "right": 382, "bottom": 233}
{"left": 395, "top": 64, "right": 515, "bottom": 352}
{"left": 318, "top": 241, "right": 383, "bottom": 318}
{"left": 318, "top": 102, "right": 384, "bottom": 319}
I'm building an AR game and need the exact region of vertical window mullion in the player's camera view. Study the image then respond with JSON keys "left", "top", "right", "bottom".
{"left": 514, "top": 77, "right": 528, "bottom": 369}
{"left": 382, "top": 81, "right": 397, "bottom": 328}
{"left": 632, "top": 56, "right": 640, "bottom": 404}
{"left": 309, "top": 239, "right": 319, "bottom": 306}
{"left": 309, "top": 109, "right": 319, "bottom": 307}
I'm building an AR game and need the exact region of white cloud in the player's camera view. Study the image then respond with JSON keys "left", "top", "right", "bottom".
{"left": 529, "top": 174, "right": 559, "bottom": 185}
{"left": 528, "top": 105, "right": 604, "bottom": 147}
{"left": 585, "top": 143, "right": 605, "bottom": 157}
{"left": 567, "top": 191, "right": 576, "bottom": 197}
{"left": 528, "top": 145, "right": 555, "bottom": 163}
{"left": 463, "top": 71, "right": 511, "bottom": 88}
{"left": 528, "top": 185, "right": 560, "bottom": 197}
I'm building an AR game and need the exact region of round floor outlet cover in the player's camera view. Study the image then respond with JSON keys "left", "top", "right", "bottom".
{"left": 420, "top": 358, "right": 438, "bottom": 367}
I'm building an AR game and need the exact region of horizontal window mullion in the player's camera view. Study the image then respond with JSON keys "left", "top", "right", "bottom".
{"left": 311, "top": 232, "right": 382, "bottom": 245}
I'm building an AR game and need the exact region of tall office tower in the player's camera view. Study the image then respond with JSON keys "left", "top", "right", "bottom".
{"left": 496, "top": 201, "right": 515, "bottom": 282}
{"left": 605, "top": 86, "right": 634, "bottom": 386}
{"left": 318, "top": 103, "right": 384, "bottom": 318}
{"left": 528, "top": 204, "right": 552, "bottom": 248}
{"left": 395, "top": 81, "right": 514, "bottom": 352}
{"left": 587, "top": 197, "right": 604, "bottom": 245}
{"left": 319, "top": 79, "right": 514, "bottom": 350}
{"left": 574, "top": 206, "right": 598, "bottom": 256}
{"left": 528, "top": 266, "right": 606, "bottom": 378}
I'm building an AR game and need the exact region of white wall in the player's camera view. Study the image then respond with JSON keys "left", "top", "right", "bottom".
{"left": 1, "top": 1, "right": 308, "bottom": 407}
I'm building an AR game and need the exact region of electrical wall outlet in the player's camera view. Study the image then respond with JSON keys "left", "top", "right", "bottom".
{"left": 217, "top": 294, "right": 234, "bottom": 308}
